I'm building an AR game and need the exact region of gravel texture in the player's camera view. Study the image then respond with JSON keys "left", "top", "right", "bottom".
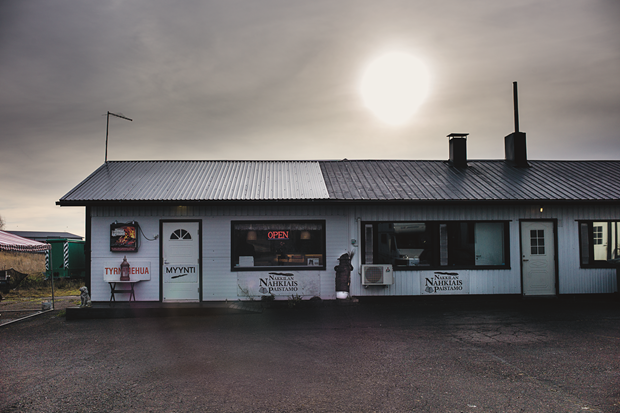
{"left": 1, "top": 296, "right": 619, "bottom": 412}
{"left": 0, "top": 296, "right": 78, "bottom": 324}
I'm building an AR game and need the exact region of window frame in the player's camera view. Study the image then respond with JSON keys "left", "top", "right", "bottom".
{"left": 230, "top": 219, "right": 327, "bottom": 272}
{"left": 592, "top": 225, "right": 604, "bottom": 245}
{"left": 578, "top": 220, "right": 620, "bottom": 268}
{"left": 361, "top": 220, "right": 511, "bottom": 271}
{"left": 529, "top": 229, "right": 546, "bottom": 255}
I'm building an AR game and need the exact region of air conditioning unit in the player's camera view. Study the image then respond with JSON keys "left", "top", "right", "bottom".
{"left": 362, "top": 264, "right": 393, "bottom": 286}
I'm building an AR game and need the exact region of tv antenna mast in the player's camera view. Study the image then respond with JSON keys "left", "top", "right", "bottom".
{"left": 105, "top": 111, "right": 133, "bottom": 163}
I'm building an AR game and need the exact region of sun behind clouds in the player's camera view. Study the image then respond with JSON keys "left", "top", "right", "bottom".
{"left": 360, "top": 52, "right": 430, "bottom": 126}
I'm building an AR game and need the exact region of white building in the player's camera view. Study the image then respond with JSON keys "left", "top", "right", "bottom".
{"left": 58, "top": 132, "right": 620, "bottom": 302}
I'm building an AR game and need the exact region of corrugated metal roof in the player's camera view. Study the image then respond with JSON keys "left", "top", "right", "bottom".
{"left": 60, "top": 161, "right": 330, "bottom": 203}
{"left": 6, "top": 231, "right": 83, "bottom": 241}
{"left": 59, "top": 159, "right": 620, "bottom": 205}
{"left": 319, "top": 160, "right": 620, "bottom": 201}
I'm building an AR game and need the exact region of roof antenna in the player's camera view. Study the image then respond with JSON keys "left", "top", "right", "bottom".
{"left": 105, "top": 111, "right": 133, "bottom": 163}
{"left": 513, "top": 81, "right": 519, "bottom": 133}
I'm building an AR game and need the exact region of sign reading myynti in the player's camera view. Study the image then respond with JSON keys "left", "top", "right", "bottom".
{"left": 237, "top": 272, "right": 320, "bottom": 297}
{"left": 421, "top": 271, "right": 469, "bottom": 295}
{"left": 163, "top": 265, "right": 199, "bottom": 284}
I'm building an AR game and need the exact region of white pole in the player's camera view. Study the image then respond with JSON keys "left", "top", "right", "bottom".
{"left": 49, "top": 245, "right": 55, "bottom": 310}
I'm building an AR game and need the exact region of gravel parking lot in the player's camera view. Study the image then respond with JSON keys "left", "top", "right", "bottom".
{"left": 0, "top": 296, "right": 78, "bottom": 325}
{"left": 1, "top": 296, "right": 619, "bottom": 412}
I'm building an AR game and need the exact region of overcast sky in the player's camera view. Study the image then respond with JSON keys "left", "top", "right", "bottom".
{"left": 1, "top": 0, "right": 619, "bottom": 237}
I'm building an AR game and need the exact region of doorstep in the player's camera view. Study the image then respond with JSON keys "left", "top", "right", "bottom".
{"left": 65, "top": 300, "right": 263, "bottom": 320}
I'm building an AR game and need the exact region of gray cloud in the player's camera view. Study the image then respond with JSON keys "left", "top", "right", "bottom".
{"left": 1, "top": 0, "right": 618, "bottom": 234}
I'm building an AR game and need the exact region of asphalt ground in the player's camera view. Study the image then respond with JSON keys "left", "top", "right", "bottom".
{"left": 1, "top": 296, "right": 619, "bottom": 413}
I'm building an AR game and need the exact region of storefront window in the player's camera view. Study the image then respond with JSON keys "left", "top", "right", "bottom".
{"left": 579, "top": 221, "right": 620, "bottom": 267}
{"left": 363, "top": 221, "right": 508, "bottom": 270}
{"left": 376, "top": 222, "right": 434, "bottom": 267}
{"left": 231, "top": 221, "right": 325, "bottom": 271}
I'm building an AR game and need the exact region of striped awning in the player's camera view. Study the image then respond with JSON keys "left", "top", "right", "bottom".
{"left": 0, "top": 231, "right": 51, "bottom": 252}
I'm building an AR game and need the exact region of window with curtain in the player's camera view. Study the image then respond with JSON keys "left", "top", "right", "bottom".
{"left": 363, "top": 221, "right": 509, "bottom": 270}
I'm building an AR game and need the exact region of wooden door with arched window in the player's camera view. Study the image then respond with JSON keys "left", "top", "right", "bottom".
{"left": 161, "top": 221, "right": 201, "bottom": 302}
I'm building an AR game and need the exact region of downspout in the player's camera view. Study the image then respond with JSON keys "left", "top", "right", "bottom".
{"left": 356, "top": 216, "right": 362, "bottom": 276}
{"left": 336, "top": 215, "right": 361, "bottom": 299}
{"left": 85, "top": 206, "right": 92, "bottom": 296}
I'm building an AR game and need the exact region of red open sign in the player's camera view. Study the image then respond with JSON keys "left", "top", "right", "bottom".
{"left": 268, "top": 231, "right": 289, "bottom": 240}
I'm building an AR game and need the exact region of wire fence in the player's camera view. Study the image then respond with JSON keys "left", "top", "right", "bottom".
{"left": 0, "top": 295, "right": 79, "bottom": 326}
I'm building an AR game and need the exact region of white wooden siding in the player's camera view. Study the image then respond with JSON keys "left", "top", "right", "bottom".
{"left": 89, "top": 203, "right": 619, "bottom": 301}
{"left": 90, "top": 205, "right": 348, "bottom": 301}
{"left": 347, "top": 203, "right": 619, "bottom": 297}
{"left": 90, "top": 215, "right": 161, "bottom": 302}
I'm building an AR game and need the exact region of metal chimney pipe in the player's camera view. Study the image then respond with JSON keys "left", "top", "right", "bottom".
{"left": 448, "top": 133, "right": 468, "bottom": 168}
{"left": 505, "top": 82, "right": 528, "bottom": 167}
{"left": 513, "top": 81, "right": 519, "bottom": 133}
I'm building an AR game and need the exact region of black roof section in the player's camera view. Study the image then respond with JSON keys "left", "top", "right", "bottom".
{"left": 318, "top": 160, "right": 620, "bottom": 202}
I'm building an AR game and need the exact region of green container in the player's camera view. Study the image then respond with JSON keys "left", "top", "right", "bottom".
{"left": 45, "top": 239, "right": 86, "bottom": 279}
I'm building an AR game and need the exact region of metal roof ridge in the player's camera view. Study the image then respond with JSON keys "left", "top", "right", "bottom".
{"left": 85, "top": 159, "right": 620, "bottom": 165}
{"left": 103, "top": 159, "right": 324, "bottom": 163}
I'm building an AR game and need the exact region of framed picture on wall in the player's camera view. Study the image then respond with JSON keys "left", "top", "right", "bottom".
{"left": 110, "top": 222, "right": 139, "bottom": 252}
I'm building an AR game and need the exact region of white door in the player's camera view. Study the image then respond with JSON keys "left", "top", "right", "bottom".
{"left": 521, "top": 221, "right": 556, "bottom": 296}
{"left": 592, "top": 222, "right": 608, "bottom": 261}
{"left": 162, "top": 221, "right": 200, "bottom": 302}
